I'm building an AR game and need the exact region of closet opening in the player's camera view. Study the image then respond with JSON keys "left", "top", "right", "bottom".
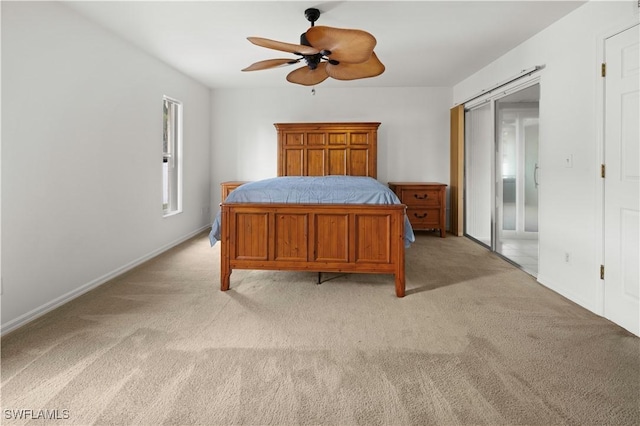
{"left": 464, "top": 82, "right": 540, "bottom": 277}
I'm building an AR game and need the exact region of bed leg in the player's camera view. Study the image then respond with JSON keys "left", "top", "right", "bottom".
{"left": 396, "top": 275, "right": 405, "bottom": 297}
{"left": 221, "top": 249, "right": 230, "bottom": 291}
{"left": 395, "top": 275, "right": 405, "bottom": 298}
{"left": 221, "top": 271, "right": 231, "bottom": 291}
{"left": 220, "top": 206, "right": 231, "bottom": 292}
{"left": 317, "top": 272, "right": 322, "bottom": 285}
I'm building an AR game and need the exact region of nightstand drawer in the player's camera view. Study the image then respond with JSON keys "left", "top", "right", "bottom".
{"left": 407, "top": 208, "right": 441, "bottom": 227}
{"left": 400, "top": 188, "right": 442, "bottom": 207}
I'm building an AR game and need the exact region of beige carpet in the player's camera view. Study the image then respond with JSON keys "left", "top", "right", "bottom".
{"left": 1, "top": 232, "right": 638, "bottom": 425}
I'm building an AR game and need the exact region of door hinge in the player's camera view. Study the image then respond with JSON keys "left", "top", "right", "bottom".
{"left": 601, "top": 164, "right": 606, "bottom": 178}
{"left": 601, "top": 63, "right": 606, "bottom": 77}
{"left": 600, "top": 265, "right": 605, "bottom": 280}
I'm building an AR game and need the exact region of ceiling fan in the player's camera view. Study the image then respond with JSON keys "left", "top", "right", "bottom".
{"left": 242, "top": 8, "right": 385, "bottom": 86}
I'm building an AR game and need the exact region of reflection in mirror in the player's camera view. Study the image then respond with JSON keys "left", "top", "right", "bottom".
{"left": 496, "top": 84, "right": 540, "bottom": 276}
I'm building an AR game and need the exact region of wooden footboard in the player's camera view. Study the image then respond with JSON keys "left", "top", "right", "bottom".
{"left": 220, "top": 203, "right": 406, "bottom": 297}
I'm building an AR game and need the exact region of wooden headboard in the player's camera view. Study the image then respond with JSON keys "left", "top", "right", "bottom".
{"left": 274, "top": 122, "right": 380, "bottom": 178}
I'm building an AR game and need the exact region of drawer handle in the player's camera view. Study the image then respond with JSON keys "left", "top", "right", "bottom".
{"left": 414, "top": 194, "right": 428, "bottom": 200}
{"left": 414, "top": 212, "right": 428, "bottom": 219}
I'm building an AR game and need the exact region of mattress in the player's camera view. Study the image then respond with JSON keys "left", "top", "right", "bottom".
{"left": 209, "top": 176, "right": 415, "bottom": 247}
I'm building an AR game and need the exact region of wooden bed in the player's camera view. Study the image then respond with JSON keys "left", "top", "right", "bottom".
{"left": 219, "top": 122, "right": 407, "bottom": 297}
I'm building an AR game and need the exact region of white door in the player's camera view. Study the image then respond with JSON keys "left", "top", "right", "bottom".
{"left": 465, "top": 103, "right": 494, "bottom": 247}
{"left": 604, "top": 24, "right": 639, "bottom": 336}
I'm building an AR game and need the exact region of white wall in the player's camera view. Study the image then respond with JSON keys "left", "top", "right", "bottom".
{"left": 1, "top": 2, "right": 211, "bottom": 332}
{"left": 453, "top": 1, "right": 638, "bottom": 313}
{"left": 210, "top": 86, "right": 452, "bottom": 206}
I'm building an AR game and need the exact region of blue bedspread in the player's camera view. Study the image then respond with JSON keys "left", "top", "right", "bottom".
{"left": 209, "top": 176, "right": 415, "bottom": 247}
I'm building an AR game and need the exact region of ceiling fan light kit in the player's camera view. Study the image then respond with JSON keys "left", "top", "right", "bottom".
{"left": 242, "top": 8, "right": 385, "bottom": 86}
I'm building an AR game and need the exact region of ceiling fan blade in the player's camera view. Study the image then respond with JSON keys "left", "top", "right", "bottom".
{"left": 242, "top": 58, "right": 301, "bottom": 72}
{"left": 326, "top": 51, "right": 385, "bottom": 80}
{"left": 286, "top": 63, "right": 330, "bottom": 86}
{"left": 305, "top": 26, "right": 376, "bottom": 64}
{"left": 247, "top": 37, "right": 320, "bottom": 55}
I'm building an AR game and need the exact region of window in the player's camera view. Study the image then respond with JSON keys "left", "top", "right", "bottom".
{"left": 163, "top": 96, "right": 182, "bottom": 216}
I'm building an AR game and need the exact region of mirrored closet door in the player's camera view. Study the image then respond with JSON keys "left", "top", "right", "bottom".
{"left": 495, "top": 85, "right": 539, "bottom": 275}
{"left": 464, "top": 82, "right": 540, "bottom": 277}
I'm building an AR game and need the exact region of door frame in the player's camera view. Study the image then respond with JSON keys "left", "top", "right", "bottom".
{"left": 450, "top": 104, "right": 465, "bottom": 236}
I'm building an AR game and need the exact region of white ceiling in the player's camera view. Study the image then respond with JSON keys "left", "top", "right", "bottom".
{"left": 63, "top": 1, "right": 586, "bottom": 89}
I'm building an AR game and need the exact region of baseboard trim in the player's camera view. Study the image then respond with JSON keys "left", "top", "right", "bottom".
{"left": 1, "top": 225, "right": 211, "bottom": 337}
{"left": 536, "top": 273, "right": 599, "bottom": 316}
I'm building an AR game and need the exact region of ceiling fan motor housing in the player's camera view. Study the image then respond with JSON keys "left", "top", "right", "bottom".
{"left": 303, "top": 53, "right": 322, "bottom": 70}
{"left": 300, "top": 32, "right": 311, "bottom": 47}
{"left": 300, "top": 12, "right": 336, "bottom": 71}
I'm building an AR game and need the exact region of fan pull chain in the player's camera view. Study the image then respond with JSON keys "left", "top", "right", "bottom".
{"left": 311, "top": 87, "right": 316, "bottom": 96}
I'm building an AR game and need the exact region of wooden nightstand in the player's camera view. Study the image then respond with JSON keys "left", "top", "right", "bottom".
{"left": 388, "top": 182, "right": 447, "bottom": 237}
{"left": 221, "top": 181, "right": 249, "bottom": 201}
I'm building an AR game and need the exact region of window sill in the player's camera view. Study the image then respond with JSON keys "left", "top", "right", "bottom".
{"left": 163, "top": 210, "right": 182, "bottom": 218}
